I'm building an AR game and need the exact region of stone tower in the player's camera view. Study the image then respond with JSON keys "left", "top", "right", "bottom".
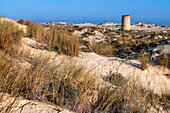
{"left": 121, "top": 15, "right": 131, "bottom": 31}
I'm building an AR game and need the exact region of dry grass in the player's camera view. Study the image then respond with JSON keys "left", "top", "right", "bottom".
{"left": 117, "top": 38, "right": 132, "bottom": 44}
{"left": 0, "top": 50, "right": 95, "bottom": 112}
{"left": 87, "top": 38, "right": 113, "bottom": 57}
{"left": 88, "top": 37, "right": 96, "bottom": 52}
{"left": 0, "top": 49, "right": 169, "bottom": 112}
{"left": 27, "top": 23, "right": 46, "bottom": 49}
{"left": 141, "top": 54, "right": 148, "bottom": 70}
{"left": 95, "top": 43, "right": 113, "bottom": 57}
{"left": 159, "top": 54, "right": 170, "bottom": 69}
{"left": 0, "top": 21, "right": 23, "bottom": 51}
{"left": 50, "top": 29, "right": 80, "bottom": 56}
{"left": 27, "top": 23, "right": 80, "bottom": 56}
{"left": 93, "top": 82, "right": 169, "bottom": 112}
{"left": 0, "top": 20, "right": 169, "bottom": 113}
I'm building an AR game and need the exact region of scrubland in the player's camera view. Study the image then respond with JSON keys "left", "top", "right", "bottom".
{"left": 0, "top": 19, "right": 169, "bottom": 113}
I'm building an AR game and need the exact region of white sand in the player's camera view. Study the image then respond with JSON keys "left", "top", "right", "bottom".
{"left": 79, "top": 52, "right": 170, "bottom": 94}
{"left": 0, "top": 94, "right": 74, "bottom": 113}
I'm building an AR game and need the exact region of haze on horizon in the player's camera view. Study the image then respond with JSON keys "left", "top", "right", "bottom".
{"left": 0, "top": 0, "right": 170, "bottom": 25}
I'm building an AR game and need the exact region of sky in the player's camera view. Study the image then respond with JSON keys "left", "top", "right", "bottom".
{"left": 0, "top": 0, "right": 170, "bottom": 24}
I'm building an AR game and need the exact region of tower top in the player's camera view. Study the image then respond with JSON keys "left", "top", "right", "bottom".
{"left": 122, "top": 15, "right": 130, "bottom": 17}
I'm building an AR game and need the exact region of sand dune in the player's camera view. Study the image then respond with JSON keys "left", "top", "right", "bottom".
{"left": 22, "top": 37, "right": 170, "bottom": 94}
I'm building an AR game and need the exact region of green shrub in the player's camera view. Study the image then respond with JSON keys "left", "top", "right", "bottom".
{"left": 105, "top": 73, "right": 127, "bottom": 87}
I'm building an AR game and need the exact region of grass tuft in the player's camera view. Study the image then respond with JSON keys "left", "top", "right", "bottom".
{"left": 0, "top": 21, "right": 23, "bottom": 51}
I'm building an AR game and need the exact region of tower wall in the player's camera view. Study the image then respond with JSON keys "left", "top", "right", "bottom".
{"left": 121, "top": 15, "right": 131, "bottom": 31}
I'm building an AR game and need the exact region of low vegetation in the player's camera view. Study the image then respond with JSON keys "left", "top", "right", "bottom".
{"left": 159, "top": 54, "right": 170, "bottom": 69}
{"left": 27, "top": 22, "right": 80, "bottom": 56}
{"left": 0, "top": 50, "right": 169, "bottom": 112}
{"left": 0, "top": 20, "right": 169, "bottom": 113}
{"left": 0, "top": 21, "right": 23, "bottom": 51}
{"left": 0, "top": 51, "right": 95, "bottom": 112}
{"left": 81, "top": 38, "right": 113, "bottom": 57}
{"left": 141, "top": 54, "right": 148, "bottom": 70}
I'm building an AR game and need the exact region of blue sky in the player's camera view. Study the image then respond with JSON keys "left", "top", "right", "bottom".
{"left": 0, "top": 0, "right": 170, "bottom": 24}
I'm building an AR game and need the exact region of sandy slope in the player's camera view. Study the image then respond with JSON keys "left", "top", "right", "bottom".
{"left": 22, "top": 37, "right": 170, "bottom": 95}
{"left": 7, "top": 37, "right": 168, "bottom": 113}
{"left": 79, "top": 52, "right": 170, "bottom": 94}
{"left": 0, "top": 17, "right": 27, "bottom": 34}
{"left": 0, "top": 94, "right": 74, "bottom": 113}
